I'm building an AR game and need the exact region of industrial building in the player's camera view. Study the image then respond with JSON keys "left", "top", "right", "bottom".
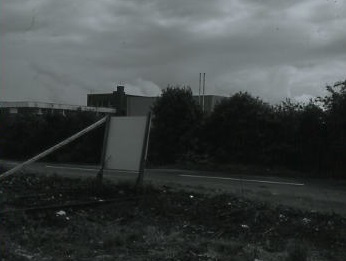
{"left": 0, "top": 101, "right": 116, "bottom": 116}
{"left": 0, "top": 85, "right": 225, "bottom": 117}
{"left": 87, "top": 85, "right": 226, "bottom": 116}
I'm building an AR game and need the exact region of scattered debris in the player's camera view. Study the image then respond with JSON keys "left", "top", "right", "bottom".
{"left": 302, "top": 217, "right": 311, "bottom": 225}
{"left": 56, "top": 210, "right": 66, "bottom": 216}
{"left": 14, "top": 247, "right": 35, "bottom": 260}
{"left": 0, "top": 174, "right": 345, "bottom": 260}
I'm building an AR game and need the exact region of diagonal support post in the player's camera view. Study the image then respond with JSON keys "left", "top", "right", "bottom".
{"left": 0, "top": 116, "right": 107, "bottom": 180}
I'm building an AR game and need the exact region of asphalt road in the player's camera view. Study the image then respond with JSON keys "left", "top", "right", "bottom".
{"left": 1, "top": 160, "right": 346, "bottom": 216}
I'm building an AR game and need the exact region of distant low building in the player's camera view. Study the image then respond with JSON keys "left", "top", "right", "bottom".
{"left": 0, "top": 101, "right": 116, "bottom": 116}
{"left": 87, "top": 85, "right": 226, "bottom": 116}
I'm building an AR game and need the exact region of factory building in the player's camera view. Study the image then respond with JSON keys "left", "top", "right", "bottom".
{"left": 87, "top": 85, "right": 226, "bottom": 116}
{"left": 0, "top": 101, "right": 116, "bottom": 116}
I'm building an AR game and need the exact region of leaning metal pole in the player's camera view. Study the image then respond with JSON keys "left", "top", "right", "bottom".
{"left": 0, "top": 116, "right": 107, "bottom": 180}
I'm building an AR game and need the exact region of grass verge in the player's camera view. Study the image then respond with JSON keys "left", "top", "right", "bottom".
{"left": 0, "top": 173, "right": 345, "bottom": 260}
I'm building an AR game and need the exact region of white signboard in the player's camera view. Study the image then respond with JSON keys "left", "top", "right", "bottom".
{"left": 104, "top": 116, "right": 148, "bottom": 172}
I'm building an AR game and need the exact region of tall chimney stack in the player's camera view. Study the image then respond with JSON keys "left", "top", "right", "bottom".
{"left": 203, "top": 73, "right": 206, "bottom": 112}
{"left": 199, "top": 73, "right": 201, "bottom": 105}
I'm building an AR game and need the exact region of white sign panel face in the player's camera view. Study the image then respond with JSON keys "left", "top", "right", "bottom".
{"left": 104, "top": 116, "right": 147, "bottom": 172}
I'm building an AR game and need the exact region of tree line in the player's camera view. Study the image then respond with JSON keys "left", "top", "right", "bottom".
{"left": 1, "top": 80, "right": 345, "bottom": 178}
{"left": 149, "top": 80, "right": 346, "bottom": 177}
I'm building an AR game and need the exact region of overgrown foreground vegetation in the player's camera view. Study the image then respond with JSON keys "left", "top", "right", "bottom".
{"left": 1, "top": 174, "right": 345, "bottom": 260}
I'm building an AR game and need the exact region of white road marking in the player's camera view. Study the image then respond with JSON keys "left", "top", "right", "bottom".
{"left": 45, "top": 166, "right": 304, "bottom": 186}
{"left": 45, "top": 165, "right": 138, "bottom": 174}
{"left": 179, "top": 174, "right": 305, "bottom": 186}
{"left": 45, "top": 165, "right": 98, "bottom": 172}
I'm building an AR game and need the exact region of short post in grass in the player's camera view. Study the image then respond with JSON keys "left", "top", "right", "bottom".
{"left": 136, "top": 112, "right": 152, "bottom": 189}
{"left": 97, "top": 116, "right": 111, "bottom": 185}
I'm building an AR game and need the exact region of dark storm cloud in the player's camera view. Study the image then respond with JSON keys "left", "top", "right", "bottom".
{"left": 1, "top": 0, "right": 346, "bottom": 104}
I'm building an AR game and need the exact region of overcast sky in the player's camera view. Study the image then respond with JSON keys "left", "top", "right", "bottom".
{"left": 1, "top": 0, "right": 345, "bottom": 105}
